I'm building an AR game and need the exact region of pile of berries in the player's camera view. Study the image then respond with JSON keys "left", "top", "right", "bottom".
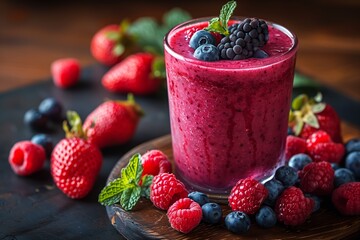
{"left": 148, "top": 132, "right": 360, "bottom": 234}
{"left": 189, "top": 18, "right": 269, "bottom": 62}
{"left": 9, "top": 95, "right": 143, "bottom": 199}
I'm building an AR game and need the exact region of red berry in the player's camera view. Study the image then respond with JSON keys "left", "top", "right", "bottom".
{"left": 298, "top": 161, "right": 334, "bottom": 196}
{"left": 210, "top": 32, "right": 223, "bottom": 44}
{"left": 141, "top": 150, "right": 172, "bottom": 177}
{"left": 90, "top": 24, "right": 123, "bottom": 66}
{"left": 275, "top": 187, "right": 314, "bottom": 226}
{"left": 102, "top": 52, "right": 162, "bottom": 95}
{"left": 332, "top": 182, "right": 360, "bottom": 216}
{"left": 306, "top": 131, "right": 345, "bottom": 163}
{"left": 51, "top": 137, "right": 102, "bottom": 199}
{"left": 167, "top": 198, "right": 202, "bottom": 233}
{"left": 285, "top": 135, "right": 307, "bottom": 161}
{"left": 83, "top": 96, "right": 143, "bottom": 149}
{"left": 51, "top": 58, "right": 80, "bottom": 89}
{"left": 8, "top": 141, "right": 46, "bottom": 176}
{"left": 150, "top": 173, "right": 188, "bottom": 210}
{"left": 228, "top": 178, "right": 268, "bottom": 215}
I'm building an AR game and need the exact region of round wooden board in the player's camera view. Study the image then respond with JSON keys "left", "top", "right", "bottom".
{"left": 106, "top": 134, "right": 360, "bottom": 240}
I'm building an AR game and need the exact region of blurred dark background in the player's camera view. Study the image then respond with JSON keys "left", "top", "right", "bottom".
{"left": 0, "top": 0, "right": 359, "bottom": 100}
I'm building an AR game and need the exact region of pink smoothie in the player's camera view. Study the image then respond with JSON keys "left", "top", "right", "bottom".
{"left": 164, "top": 17, "right": 298, "bottom": 194}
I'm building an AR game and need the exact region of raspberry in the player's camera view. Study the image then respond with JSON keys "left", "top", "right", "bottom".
{"left": 298, "top": 161, "right": 334, "bottom": 196}
{"left": 228, "top": 178, "right": 268, "bottom": 214}
{"left": 275, "top": 187, "right": 314, "bottom": 226}
{"left": 167, "top": 198, "right": 202, "bottom": 233}
{"left": 150, "top": 173, "right": 188, "bottom": 210}
{"left": 8, "top": 141, "right": 46, "bottom": 176}
{"left": 332, "top": 182, "right": 360, "bottom": 216}
{"left": 51, "top": 58, "right": 80, "bottom": 88}
{"left": 141, "top": 150, "right": 172, "bottom": 177}
{"left": 306, "top": 131, "right": 345, "bottom": 163}
{"left": 285, "top": 135, "right": 307, "bottom": 161}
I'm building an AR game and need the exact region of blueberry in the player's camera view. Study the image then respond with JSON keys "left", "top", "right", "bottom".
{"left": 334, "top": 168, "right": 355, "bottom": 188}
{"left": 225, "top": 211, "right": 251, "bottom": 234}
{"left": 331, "top": 163, "right": 340, "bottom": 171}
{"left": 38, "top": 97, "right": 63, "bottom": 122}
{"left": 345, "top": 138, "right": 360, "bottom": 154}
{"left": 255, "top": 206, "right": 277, "bottom": 228}
{"left": 189, "top": 30, "right": 216, "bottom": 49}
{"left": 287, "top": 127, "right": 294, "bottom": 136}
{"left": 188, "top": 191, "right": 210, "bottom": 206}
{"left": 253, "top": 49, "right": 269, "bottom": 59}
{"left": 24, "top": 109, "right": 48, "bottom": 131}
{"left": 288, "top": 153, "right": 312, "bottom": 171}
{"left": 274, "top": 166, "right": 298, "bottom": 187}
{"left": 31, "top": 134, "right": 54, "bottom": 157}
{"left": 193, "top": 44, "right": 219, "bottom": 62}
{"left": 201, "top": 202, "right": 222, "bottom": 224}
{"left": 345, "top": 151, "right": 360, "bottom": 179}
{"left": 263, "top": 179, "right": 285, "bottom": 206}
{"left": 305, "top": 194, "right": 322, "bottom": 212}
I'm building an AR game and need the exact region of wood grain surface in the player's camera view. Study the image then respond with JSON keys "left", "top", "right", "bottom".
{"left": 107, "top": 134, "right": 360, "bottom": 240}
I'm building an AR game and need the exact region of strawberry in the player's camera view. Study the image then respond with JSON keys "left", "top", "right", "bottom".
{"left": 83, "top": 94, "right": 143, "bottom": 149}
{"left": 51, "top": 58, "right": 80, "bottom": 89}
{"left": 102, "top": 52, "right": 162, "bottom": 95}
{"left": 51, "top": 111, "right": 102, "bottom": 199}
{"left": 90, "top": 22, "right": 134, "bottom": 66}
{"left": 289, "top": 93, "right": 342, "bottom": 143}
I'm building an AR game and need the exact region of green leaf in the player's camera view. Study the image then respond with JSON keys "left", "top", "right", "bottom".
{"left": 314, "top": 92, "right": 323, "bottom": 102}
{"left": 151, "top": 56, "right": 166, "bottom": 79}
{"left": 293, "top": 73, "right": 320, "bottom": 88}
{"left": 294, "top": 120, "right": 304, "bottom": 136}
{"left": 121, "top": 153, "right": 143, "bottom": 185}
{"left": 113, "top": 44, "right": 125, "bottom": 56}
{"left": 303, "top": 111, "right": 320, "bottom": 128}
{"left": 98, "top": 177, "right": 128, "bottom": 206}
{"left": 163, "top": 8, "right": 191, "bottom": 29}
{"left": 220, "top": 0, "right": 237, "bottom": 28}
{"left": 120, "top": 186, "right": 141, "bottom": 211}
{"left": 106, "top": 31, "right": 121, "bottom": 41}
{"left": 127, "top": 17, "right": 163, "bottom": 55}
{"left": 204, "top": 1, "right": 236, "bottom": 35}
{"left": 141, "top": 175, "right": 154, "bottom": 188}
{"left": 312, "top": 103, "right": 326, "bottom": 114}
{"left": 291, "top": 94, "right": 308, "bottom": 110}
{"left": 140, "top": 175, "right": 153, "bottom": 199}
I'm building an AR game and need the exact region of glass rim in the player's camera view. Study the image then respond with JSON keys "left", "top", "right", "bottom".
{"left": 164, "top": 16, "right": 298, "bottom": 70}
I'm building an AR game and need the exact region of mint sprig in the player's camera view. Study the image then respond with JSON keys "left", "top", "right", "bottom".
{"left": 205, "top": 0, "right": 237, "bottom": 36}
{"left": 98, "top": 153, "right": 152, "bottom": 211}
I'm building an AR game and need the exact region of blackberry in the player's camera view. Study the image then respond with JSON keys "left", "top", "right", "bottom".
{"left": 217, "top": 18, "right": 269, "bottom": 60}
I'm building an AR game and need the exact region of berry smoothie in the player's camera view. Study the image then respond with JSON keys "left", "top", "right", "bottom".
{"left": 164, "top": 17, "right": 298, "bottom": 195}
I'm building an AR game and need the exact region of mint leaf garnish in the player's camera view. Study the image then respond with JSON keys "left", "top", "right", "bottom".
{"left": 120, "top": 187, "right": 142, "bottom": 211}
{"left": 140, "top": 175, "right": 154, "bottom": 199}
{"left": 98, "top": 153, "right": 152, "bottom": 211}
{"left": 121, "top": 153, "right": 143, "bottom": 185}
{"left": 98, "top": 177, "right": 128, "bottom": 206}
{"left": 205, "top": 0, "right": 237, "bottom": 36}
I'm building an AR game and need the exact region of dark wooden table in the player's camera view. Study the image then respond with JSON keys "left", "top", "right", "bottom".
{"left": 1, "top": 0, "right": 360, "bottom": 239}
